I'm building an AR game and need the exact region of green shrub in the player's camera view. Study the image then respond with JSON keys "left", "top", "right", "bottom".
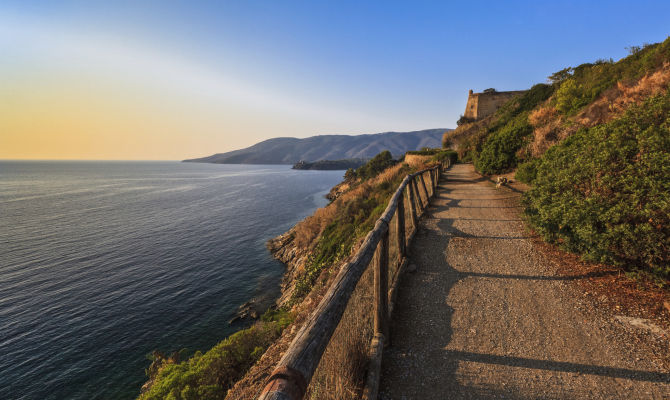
{"left": 139, "top": 312, "right": 292, "bottom": 400}
{"left": 432, "top": 149, "right": 458, "bottom": 165}
{"left": 515, "top": 158, "right": 539, "bottom": 184}
{"left": 473, "top": 84, "right": 554, "bottom": 174}
{"left": 475, "top": 112, "right": 533, "bottom": 174}
{"left": 405, "top": 148, "right": 442, "bottom": 156}
{"left": 522, "top": 92, "right": 670, "bottom": 279}
{"left": 291, "top": 161, "right": 412, "bottom": 303}
{"left": 551, "top": 37, "right": 670, "bottom": 115}
{"left": 351, "top": 150, "right": 396, "bottom": 180}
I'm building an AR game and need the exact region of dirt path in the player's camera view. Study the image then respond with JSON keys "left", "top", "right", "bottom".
{"left": 379, "top": 164, "right": 669, "bottom": 399}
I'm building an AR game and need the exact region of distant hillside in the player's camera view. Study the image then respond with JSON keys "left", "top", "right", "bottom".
{"left": 184, "top": 129, "right": 449, "bottom": 164}
{"left": 292, "top": 159, "right": 365, "bottom": 170}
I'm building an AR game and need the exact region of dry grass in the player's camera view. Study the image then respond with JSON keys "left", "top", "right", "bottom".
{"left": 403, "top": 154, "right": 432, "bottom": 168}
{"left": 293, "top": 205, "right": 339, "bottom": 249}
{"left": 528, "top": 104, "right": 566, "bottom": 157}
{"left": 305, "top": 258, "right": 375, "bottom": 399}
{"left": 305, "top": 181, "right": 420, "bottom": 399}
{"left": 292, "top": 163, "right": 415, "bottom": 251}
{"left": 576, "top": 62, "right": 670, "bottom": 127}
{"left": 227, "top": 160, "right": 430, "bottom": 400}
{"left": 528, "top": 63, "right": 670, "bottom": 158}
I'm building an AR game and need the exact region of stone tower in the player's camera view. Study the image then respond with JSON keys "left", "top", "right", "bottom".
{"left": 463, "top": 88, "right": 527, "bottom": 121}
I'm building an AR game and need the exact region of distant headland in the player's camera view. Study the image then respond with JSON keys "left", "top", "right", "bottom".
{"left": 183, "top": 129, "right": 450, "bottom": 165}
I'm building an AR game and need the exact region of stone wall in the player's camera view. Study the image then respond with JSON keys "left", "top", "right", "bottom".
{"left": 463, "top": 89, "right": 527, "bottom": 120}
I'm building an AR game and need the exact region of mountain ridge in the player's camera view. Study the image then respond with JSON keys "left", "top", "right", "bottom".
{"left": 184, "top": 129, "right": 449, "bottom": 164}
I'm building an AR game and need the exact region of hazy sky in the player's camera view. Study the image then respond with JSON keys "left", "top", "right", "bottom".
{"left": 1, "top": 1, "right": 669, "bottom": 160}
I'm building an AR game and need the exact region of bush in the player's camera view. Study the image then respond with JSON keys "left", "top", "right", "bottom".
{"left": 139, "top": 310, "right": 292, "bottom": 400}
{"left": 522, "top": 92, "right": 670, "bottom": 279}
{"left": 515, "top": 158, "right": 539, "bottom": 184}
{"left": 405, "top": 148, "right": 442, "bottom": 156}
{"left": 456, "top": 115, "right": 475, "bottom": 126}
{"left": 473, "top": 84, "right": 554, "bottom": 174}
{"left": 552, "top": 37, "right": 670, "bottom": 115}
{"left": 432, "top": 149, "right": 458, "bottom": 165}
{"left": 291, "top": 161, "right": 413, "bottom": 303}
{"left": 351, "top": 151, "right": 396, "bottom": 181}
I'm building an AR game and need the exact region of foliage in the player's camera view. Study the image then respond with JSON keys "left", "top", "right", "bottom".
{"left": 347, "top": 150, "right": 397, "bottom": 181}
{"left": 139, "top": 311, "right": 292, "bottom": 400}
{"left": 456, "top": 115, "right": 475, "bottom": 126}
{"left": 514, "top": 157, "right": 539, "bottom": 184}
{"left": 552, "top": 37, "right": 670, "bottom": 115}
{"left": 405, "top": 147, "right": 442, "bottom": 156}
{"left": 291, "top": 161, "right": 411, "bottom": 302}
{"left": 472, "top": 84, "right": 554, "bottom": 174}
{"left": 548, "top": 67, "right": 573, "bottom": 85}
{"left": 432, "top": 149, "right": 458, "bottom": 165}
{"left": 522, "top": 92, "right": 670, "bottom": 279}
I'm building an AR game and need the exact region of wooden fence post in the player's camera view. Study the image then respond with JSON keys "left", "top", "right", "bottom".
{"left": 430, "top": 171, "right": 434, "bottom": 196}
{"left": 411, "top": 177, "right": 423, "bottom": 212}
{"left": 396, "top": 192, "right": 405, "bottom": 258}
{"left": 419, "top": 172, "right": 430, "bottom": 202}
{"left": 374, "top": 228, "right": 389, "bottom": 342}
{"left": 407, "top": 179, "right": 418, "bottom": 231}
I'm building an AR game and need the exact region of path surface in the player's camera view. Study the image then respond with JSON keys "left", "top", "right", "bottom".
{"left": 379, "top": 164, "right": 669, "bottom": 399}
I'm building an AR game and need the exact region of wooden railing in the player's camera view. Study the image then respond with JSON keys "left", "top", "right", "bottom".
{"left": 259, "top": 159, "right": 450, "bottom": 400}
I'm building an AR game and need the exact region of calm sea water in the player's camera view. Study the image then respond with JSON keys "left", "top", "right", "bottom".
{"left": 0, "top": 161, "right": 343, "bottom": 400}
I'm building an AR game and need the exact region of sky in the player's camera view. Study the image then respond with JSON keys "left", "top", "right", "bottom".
{"left": 1, "top": 1, "right": 669, "bottom": 160}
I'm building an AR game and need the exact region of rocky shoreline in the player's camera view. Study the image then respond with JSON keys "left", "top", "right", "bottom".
{"left": 266, "top": 228, "right": 309, "bottom": 307}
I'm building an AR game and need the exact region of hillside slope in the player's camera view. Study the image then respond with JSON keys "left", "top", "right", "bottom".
{"left": 184, "top": 129, "right": 448, "bottom": 164}
{"left": 443, "top": 37, "right": 670, "bottom": 280}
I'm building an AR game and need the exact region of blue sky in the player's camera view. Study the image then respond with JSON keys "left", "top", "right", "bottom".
{"left": 1, "top": 1, "right": 669, "bottom": 159}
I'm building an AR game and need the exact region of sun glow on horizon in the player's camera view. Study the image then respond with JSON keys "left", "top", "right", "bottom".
{"left": 0, "top": 13, "right": 387, "bottom": 160}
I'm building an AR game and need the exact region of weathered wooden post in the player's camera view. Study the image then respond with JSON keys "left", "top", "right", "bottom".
{"left": 407, "top": 178, "right": 418, "bottom": 231}
{"left": 396, "top": 192, "right": 406, "bottom": 258}
{"left": 419, "top": 172, "right": 430, "bottom": 202}
{"left": 374, "top": 228, "right": 389, "bottom": 341}
{"left": 428, "top": 169, "right": 435, "bottom": 197}
{"left": 411, "top": 176, "right": 423, "bottom": 211}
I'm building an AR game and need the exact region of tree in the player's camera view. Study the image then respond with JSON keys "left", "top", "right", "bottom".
{"left": 548, "top": 67, "right": 573, "bottom": 85}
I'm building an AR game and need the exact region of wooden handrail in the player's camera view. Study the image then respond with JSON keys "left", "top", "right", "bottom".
{"left": 259, "top": 164, "right": 444, "bottom": 400}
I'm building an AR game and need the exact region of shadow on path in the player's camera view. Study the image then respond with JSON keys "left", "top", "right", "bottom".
{"left": 379, "top": 164, "right": 670, "bottom": 399}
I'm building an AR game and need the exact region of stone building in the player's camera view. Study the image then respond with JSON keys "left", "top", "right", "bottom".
{"left": 463, "top": 88, "right": 527, "bottom": 121}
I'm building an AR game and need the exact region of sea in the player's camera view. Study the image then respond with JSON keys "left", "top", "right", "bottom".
{"left": 0, "top": 161, "right": 344, "bottom": 400}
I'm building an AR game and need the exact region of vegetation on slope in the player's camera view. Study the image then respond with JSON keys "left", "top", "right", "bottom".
{"left": 292, "top": 151, "right": 418, "bottom": 302}
{"left": 551, "top": 40, "right": 670, "bottom": 115}
{"left": 443, "top": 37, "right": 670, "bottom": 281}
{"left": 473, "top": 84, "right": 555, "bottom": 174}
{"left": 139, "top": 309, "right": 292, "bottom": 400}
{"left": 139, "top": 151, "right": 437, "bottom": 399}
{"left": 292, "top": 159, "right": 365, "bottom": 170}
{"left": 522, "top": 92, "right": 670, "bottom": 280}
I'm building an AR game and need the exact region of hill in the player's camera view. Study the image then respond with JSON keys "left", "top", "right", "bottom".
{"left": 184, "top": 129, "right": 448, "bottom": 164}
{"left": 292, "top": 159, "right": 365, "bottom": 170}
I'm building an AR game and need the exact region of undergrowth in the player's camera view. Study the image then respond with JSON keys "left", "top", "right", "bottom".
{"left": 139, "top": 309, "right": 292, "bottom": 400}
{"left": 291, "top": 156, "right": 413, "bottom": 303}
{"left": 522, "top": 92, "right": 670, "bottom": 280}
{"left": 470, "top": 83, "right": 554, "bottom": 174}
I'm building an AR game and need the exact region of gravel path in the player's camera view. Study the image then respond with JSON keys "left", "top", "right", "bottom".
{"left": 379, "top": 164, "right": 670, "bottom": 399}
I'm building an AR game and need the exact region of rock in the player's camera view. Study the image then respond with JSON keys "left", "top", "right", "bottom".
{"left": 614, "top": 315, "right": 668, "bottom": 336}
{"left": 407, "top": 264, "right": 417, "bottom": 273}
